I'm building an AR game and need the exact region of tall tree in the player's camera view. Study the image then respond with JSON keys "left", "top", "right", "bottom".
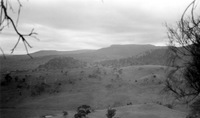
{"left": 165, "top": 0, "right": 200, "bottom": 117}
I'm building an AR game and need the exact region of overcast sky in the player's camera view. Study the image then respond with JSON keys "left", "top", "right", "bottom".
{"left": 0, "top": 0, "right": 195, "bottom": 54}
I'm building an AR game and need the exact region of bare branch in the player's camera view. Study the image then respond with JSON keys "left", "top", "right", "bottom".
{"left": 11, "top": 36, "right": 20, "bottom": 53}
{"left": 16, "top": 0, "right": 22, "bottom": 27}
{"left": 0, "top": 47, "right": 6, "bottom": 59}
{"left": 165, "top": 0, "right": 200, "bottom": 103}
{"left": 0, "top": 0, "right": 39, "bottom": 57}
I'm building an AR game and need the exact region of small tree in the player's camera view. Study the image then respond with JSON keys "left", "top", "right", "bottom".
{"left": 106, "top": 108, "right": 116, "bottom": 118}
{"left": 63, "top": 111, "right": 68, "bottom": 118}
{"left": 74, "top": 105, "right": 92, "bottom": 118}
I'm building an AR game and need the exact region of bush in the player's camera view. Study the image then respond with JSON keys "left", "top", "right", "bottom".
{"left": 31, "top": 83, "right": 50, "bottom": 96}
{"left": 74, "top": 112, "right": 86, "bottom": 118}
{"left": 5, "top": 74, "right": 12, "bottom": 83}
{"left": 155, "top": 101, "right": 162, "bottom": 105}
{"left": 63, "top": 111, "right": 68, "bottom": 116}
{"left": 186, "top": 99, "right": 200, "bottom": 118}
{"left": 164, "top": 104, "right": 173, "bottom": 109}
{"left": 1, "top": 74, "right": 13, "bottom": 86}
{"left": 77, "top": 105, "right": 92, "bottom": 115}
{"left": 74, "top": 105, "right": 92, "bottom": 118}
{"left": 106, "top": 108, "right": 116, "bottom": 118}
{"left": 135, "top": 80, "right": 137, "bottom": 82}
{"left": 1, "top": 80, "right": 7, "bottom": 86}
{"left": 88, "top": 74, "right": 97, "bottom": 78}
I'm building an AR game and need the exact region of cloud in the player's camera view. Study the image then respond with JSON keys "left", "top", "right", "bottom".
{"left": 0, "top": 0, "right": 194, "bottom": 54}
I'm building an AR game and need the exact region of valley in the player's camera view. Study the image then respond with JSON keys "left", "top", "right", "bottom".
{"left": 0, "top": 44, "right": 188, "bottom": 118}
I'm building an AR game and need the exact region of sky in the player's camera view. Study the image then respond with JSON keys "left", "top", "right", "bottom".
{"left": 0, "top": 0, "right": 196, "bottom": 54}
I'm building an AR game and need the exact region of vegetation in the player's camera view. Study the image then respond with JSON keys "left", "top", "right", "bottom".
{"left": 74, "top": 105, "right": 92, "bottom": 118}
{"left": 1, "top": 73, "right": 12, "bottom": 86}
{"left": 98, "top": 48, "right": 167, "bottom": 67}
{"left": 30, "top": 81, "right": 63, "bottom": 96}
{"left": 63, "top": 111, "right": 68, "bottom": 118}
{"left": 106, "top": 108, "right": 116, "bottom": 118}
{"left": 30, "top": 82, "right": 50, "bottom": 96}
{"left": 186, "top": 99, "right": 200, "bottom": 118}
{"left": 1, "top": 1, "right": 198, "bottom": 118}
{"left": 164, "top": 103, "right": 173, "bottom": 109}
{"left": 165, "top": 0, "right": 200, "bottom": 117}
{"left": 38, "top": 57, "right": 86, "bottom": 70}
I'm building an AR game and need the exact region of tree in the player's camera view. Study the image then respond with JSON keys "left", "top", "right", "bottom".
{"left": 165, "top": 0, "right": 200, "bottom": 101}
{"left": 74, "top": 105, "right": 92, "bottom": 118}
{"left": 0, "top": 0, "right": 38, "bottom": 57}
{"left": 106, "top": 108, "right": 116, "bottom": 118}
{"left": 165, "top": 0, "right": 200, "bottom": 117}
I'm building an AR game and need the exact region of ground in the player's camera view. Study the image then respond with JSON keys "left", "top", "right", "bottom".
{"left": 0, "top": 65, "right": 188, "bottom": 118}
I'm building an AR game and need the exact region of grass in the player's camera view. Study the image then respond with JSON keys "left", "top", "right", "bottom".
{"left": 0, "top": 65, "right": 187, "bottom": 118}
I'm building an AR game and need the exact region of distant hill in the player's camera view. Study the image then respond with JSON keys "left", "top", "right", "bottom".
{"left": 37, "top": 57, "right": 86, "bottom": 70}
{"left": 98, "top": 47, "right": 169, "bottom": 67}
{"left": 63, "top": 44, "right": 163, "bottom": 62}
{"left": 0, "top": 44, "right": 166, "bottom": 72}
{"left": 30, "top": 44, "right": 161, "bottom": 62}
{"left": 98, "top": 44, "right": 157, "bottom": 56}
{"left": 31, "top": 49, "right": 95, "bottom": 57}
{"left": 88, "top": 44, "right": 160, "bottom": 61}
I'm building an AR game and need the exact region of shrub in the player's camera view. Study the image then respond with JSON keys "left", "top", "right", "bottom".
{"left": 74, "top": 105, "right": 92, "bottom": 118}
{"left": 106, "top": 108, "right": 116, "bottom": 118}
{"left": 63, "top": 111, "right": 68, "bottom": 116}
{"left": 88, "top": 74, "right": 97, "bottom": 78}
{"left": 1, "top": 80, "right": 7, "bottom": 86}
{"left": 127, "top": 102, "right": 132, "bottom": 105}
{"left": 1, "top": 74, "right": 13, "bottom": 86}
{"left": 156, "top": 101, "right": 162, "bottom": 105}
{"left": 135, "top": 80, "right": 137, "bottom": 82}
{"left": 74, "top": 112, "right": 86, "bottom": 118}
{"left": 186, "top": 99, "right": 200, "bottom": 118}
{"left": 153, "top": 74, "right": 156, "bottom": 78}
{"left": 164, "top": 104, "right": 173, "bottom": 109}
{"left": 5, "top": 73, "right": 12, "bottom": 83}
{"left": 77, "top": 105, "right": 92, "bottom": 115}
{"left": 31, "top": 83, "right": 50, "bottom": 96}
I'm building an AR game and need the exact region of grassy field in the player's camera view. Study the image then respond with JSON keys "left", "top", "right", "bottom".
{"left": 0, "top": 64, "right": 187, "bottom": 118}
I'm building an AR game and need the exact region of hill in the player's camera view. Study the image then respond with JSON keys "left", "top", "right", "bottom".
{"left": 31, "top": 49, "right": 95, "bottom": 57}
{"left": 90, "top": 44, "right": 160, "bottom": 61}
{"left": 98, "top": 47, "right": 168, "bottom": 67}
{"left": 31, "top": 44, "right": 161, "bottom": 62}
{"left": 0, "top": 64, "right": 187, "bottom": 118}
{"left": 37, "top": 57, "right": 86, "bottom": 70}
{"left": 0, "top": 44, "right": 164, "bottom": 73}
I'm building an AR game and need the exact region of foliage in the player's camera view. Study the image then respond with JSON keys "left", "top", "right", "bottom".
{"left": 165, "top": 0, "right": 200, "bottom": 117}
{"left": 165, "top": 0, "right": 200, "bottom": 103}
{"left": 164, "top": 104, "right": 173, "bottom": 109}
{"left": 74, "top": 105, "right": 92, "bottom": 118}
{"left": 38, "top": 57, "right": 86, "bottom": 70}
{"left": 77, "top": 105, "right": 92, "bottom": 114}
{"left": 106, "top": 108, "right": 116, "bottom": 118}
{"left": 30, "top": 82, "right": 50, "bottom": 96}
{"left": 186, "top": 99, "right": 200, "bottom": 118}
{"left": 1, "top": 73, "right": 12, "bottom": 86}
{"left": 63, "top": 111, "right": 68, "bottom": 116}
{"left": 98, "top": 48, "right": 167, "bottom": 67}
{"left": 30, "top": 81, "right": 63, "bottom": 96}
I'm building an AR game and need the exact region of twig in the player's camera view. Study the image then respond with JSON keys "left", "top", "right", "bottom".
{"left": 0, "top": 47, "right": 6, "bottom": 59}
{"left": 0, "top": 0, "right": 39, "bottom": 57}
